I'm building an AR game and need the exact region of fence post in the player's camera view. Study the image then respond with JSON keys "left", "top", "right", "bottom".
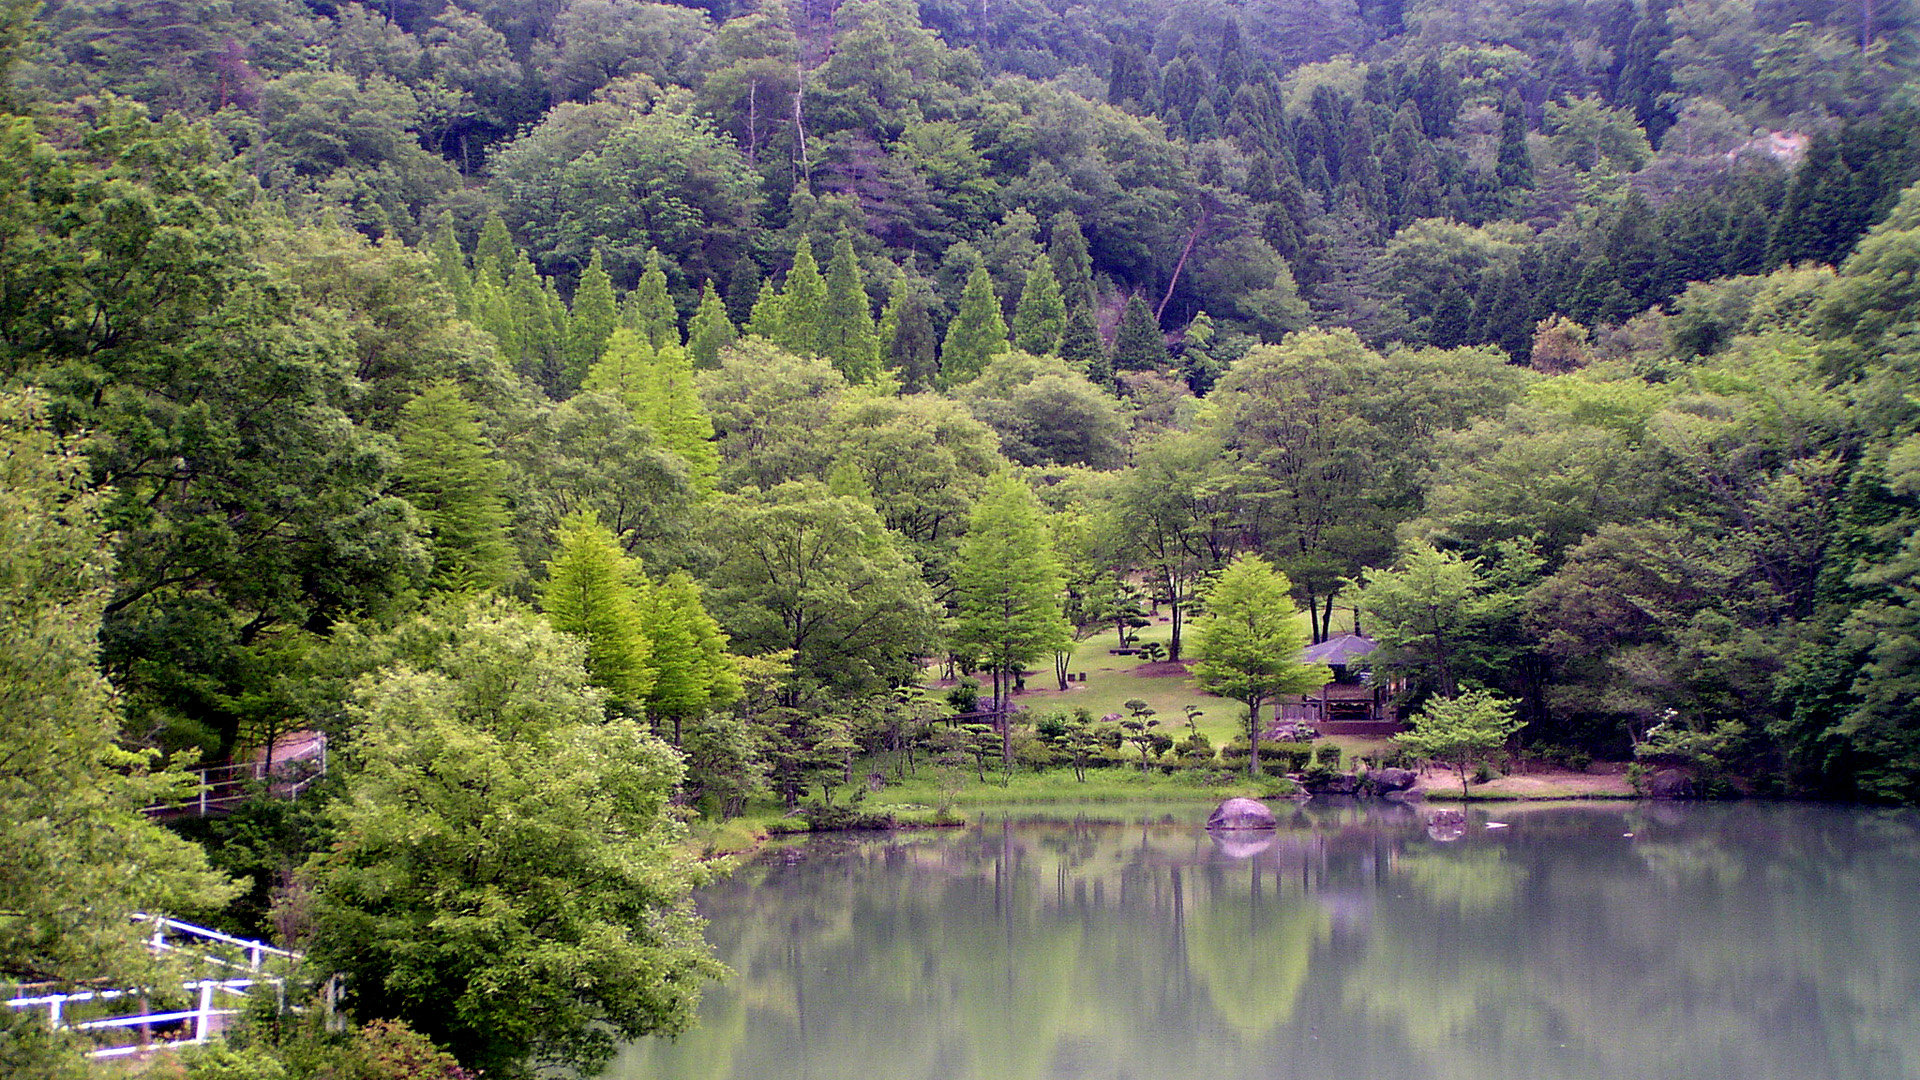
{"left": 47, "top": 996, "right": 62, "bottom": 1030}
{"left": 194, "top": 982, "right": 215, "bottom": 1043}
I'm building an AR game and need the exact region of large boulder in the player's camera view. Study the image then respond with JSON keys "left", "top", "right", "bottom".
{"left": 1305, "top": 772, "right": 1359, "bottom": 795}
{"left": 1371, "top": 767, "right": 1417, "bottom": 794}
{"left": 1648, "top": 769, "right": 1696, "bottom": 800}
{"left": 1207, "top": 797, "right": 1277, "bottom": 830}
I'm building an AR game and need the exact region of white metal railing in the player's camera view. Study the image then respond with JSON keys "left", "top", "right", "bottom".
{"left": 143, "top": 732, "right": 327, "bottom": 818}
{"left": 4, "top": 914, "right": 311, "bottom": 1060}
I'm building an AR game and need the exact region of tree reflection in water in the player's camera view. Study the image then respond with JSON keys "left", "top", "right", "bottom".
{"left": 612, "top": 801, "right": 1920, "bottom": 1080}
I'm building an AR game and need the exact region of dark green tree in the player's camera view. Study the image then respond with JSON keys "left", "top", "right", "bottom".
{"left": 394, "top": 380, "right": 517, "bottom": 594}
{"left": 1112, "top": 294, "right": 1171, "bottom": 372}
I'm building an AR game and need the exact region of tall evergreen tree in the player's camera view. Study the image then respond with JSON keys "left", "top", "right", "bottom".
{"left": 1011, "top": 252, "right": 1067, "bottom": 355}
{"left": 1049, "top": 210, "right": 1095, "bottom": 313}
{"left": 624, "top": 248, "right": 681, "bottom": 351}
{"left": 395, "top": 380, "right": 517, "bottom": 594}
{"left": 953, "top": 475, "right": 1071, "bottom": 762}
{"left": 1112, "top": 294, "right": 1170, "bottom": 372}
{"left": 939, "top": 263, "right": 1009, "bottom": 388}
{"left": 819, "top": 231, "right": 881, "bottom": 383}
{"left": 538, "top": 510, "right": 656, "bottom": 710}
{"left": 639, "top": 571, "right": 742, "bottom": 746}
{"left": 745, "top": 278, "right": 786, "bottom": 342}
{"left": 881, "top": 272, "right": 939, "bottom": 393}
{"left": 639, "top": 342, "right": 720, "bottom": 488}
{"left": 473, "top": 211, "right": 515, "bottom": 283}
{"left": 773, "top": 236, "right": 826, "bottom": 357}
{"left": 687, "top": 282, "right": 738, "bottom": 369}
{"left": 427, "top": 210, "right": 471, "bottom": 317}
{"left": 724, "top": 255, "right": 763, "bottom": 327}
{"left": 1059, "top": 303, "right": 1106, "bottom": 377}
{"left": 1496, "top": 90, "right": 1535, "bottom": 193}
{"left": 566, "top": 249, "right": 618, "bottom": 394}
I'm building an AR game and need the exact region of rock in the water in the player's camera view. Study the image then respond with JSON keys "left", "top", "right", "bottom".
{"left": 1426, "top": 808, "right": 1467, "bottom": 842}
{"left": 1648, "top": 769, "right": 1695, "bottom": 800}
{"left": 1372, "top": 767, "right": 1417, "bottom": 793}
{"left": 1207, "top": 797, "right": 1277, "bottom": 830}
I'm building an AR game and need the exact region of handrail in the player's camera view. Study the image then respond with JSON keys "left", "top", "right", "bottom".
{"left": 4, "top": 917, "right": 308, "bottom": 1059}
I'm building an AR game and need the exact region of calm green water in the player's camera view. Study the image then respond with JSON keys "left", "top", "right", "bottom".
{"left": 613, "top": 800, "right": 1920, "bottom": 1080}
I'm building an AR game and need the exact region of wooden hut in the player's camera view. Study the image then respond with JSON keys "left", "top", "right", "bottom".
{"left": 1276, "top": 634, "right": 1404, "bottom": 735}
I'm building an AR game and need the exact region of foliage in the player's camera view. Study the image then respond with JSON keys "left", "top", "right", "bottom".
{"left": 0, "top": 392, "right": 236, "bottom": 988}
{"left": 1397, "top": 688, "right": 1525, "bottom": 798}
{"left": 303, "top": 599, "right": 723, "bottom": 1078}
{"left": 1190, "top": 555, "right": 1330, "bottom": 776}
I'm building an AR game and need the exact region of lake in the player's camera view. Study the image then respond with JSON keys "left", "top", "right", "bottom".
{"left": 612, "top": 800, "right": 1920, "bottom": 1080}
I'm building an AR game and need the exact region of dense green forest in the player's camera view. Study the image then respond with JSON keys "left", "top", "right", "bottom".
{"left": 10, "top": 0, "right": 1920, "bottom": 1072}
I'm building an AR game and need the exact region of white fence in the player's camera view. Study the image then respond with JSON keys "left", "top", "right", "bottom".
{"left": 144, "top": 731, "right": 327, "bottom": 819}
{"left": 4, "top": 915, "right": 318, "bottom": 1060}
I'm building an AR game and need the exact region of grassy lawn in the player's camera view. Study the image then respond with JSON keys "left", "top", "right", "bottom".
{"left": 992, "top": 610, "right": 1363, "bottom": 751}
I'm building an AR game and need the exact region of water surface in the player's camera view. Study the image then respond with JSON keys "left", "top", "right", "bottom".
{"left": 614, "top": 800, "right": 1920, "bottom": 1080}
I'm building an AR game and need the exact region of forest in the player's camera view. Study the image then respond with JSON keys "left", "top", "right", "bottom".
{"left": 7, "top": 0, "right": 1920, "bottom": 1073}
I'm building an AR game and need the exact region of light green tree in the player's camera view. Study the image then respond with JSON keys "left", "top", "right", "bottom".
{"left": 1398, "top": 687, "right": 1524, "bottom": 798}
{"left": 538, "top": 511, "right": 656, "bottom": 711}
{"left": 304, "top": 599, "right": 722, "bottom": 1078}
{"left": 640, "top": 570, "right": 743, "bottom": 746}
{"left": 566, "top": 248, "right": 618, "bottom": 392}
{"left": 624, "top": 247, "right": 681, "bottom": 350}
{"left": 940, "top": 263, "right": 1010, "bottom": 388}
{"left": 1011, "top": 252, "right": 1066, "bottom": 355}
{"left": 1357, "top": 540, "right": 1523, "bottom": 700}
{"left": 686, "top": 282, "right": 737, "bottom": 369}
{"left": 772, "top": 236, "right": 827, "bottom": 358}
{"left": 1190, "top": 555, "right": 1330, "bottom": 776}
{"left": 953, "top": 475, "right": 1072, "bottom": 763}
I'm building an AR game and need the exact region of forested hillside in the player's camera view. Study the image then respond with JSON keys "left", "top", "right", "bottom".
{"left": 9, "top": 0, "right": 1920, "bottom": 1072}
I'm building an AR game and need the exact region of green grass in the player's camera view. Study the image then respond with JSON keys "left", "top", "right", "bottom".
{"left": 1001, "top": 612, "right": 1364, "bottom": 752}
{"left": 875, "top": 765, "right": 1294, "bottom": 807}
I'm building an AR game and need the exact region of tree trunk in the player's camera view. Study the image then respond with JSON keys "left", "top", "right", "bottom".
{"left": 1247, "top": 700, "right": 1261, "bottom": 777}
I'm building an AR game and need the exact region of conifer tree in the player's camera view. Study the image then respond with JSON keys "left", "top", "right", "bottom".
{"left": 881, "top": 273, "right": 939, "bottom": 393}
{"left": 1496, "top": 90, "right": 1534, "bottom": 192}
{"left": 724, "top": 255, "right": 763, "bottom": 326}
{"left": 640, "top": 571, "right": 743, "bottom": 745}
{"left": 953, "top": 475, "right": 1071, "bottom": 762}
{"left": 773, "top": 236, "right": 827, "bottom": 357}
{"left": 509, "top": 257, "right": 566, "bottom": 392}
{"left": 1012, "top": 252, "right": 1066, "bottom": 355}
{"left": 565, "top": 250, "right": 618, "bottom": 394}
{"left": 469, "top": 269, "right": 519, "bottom": 368}
{"left": 1049, "top": 210, "right": 1095, "bottom": 313}
{"left": 1112, "top": 294, "right": 1170, "bottom": 372}
{"left": 639, "top": 342, "right": 720, "bottom": 488}
{"left": 395, "top": 380, "right": 517, "bottom": 593}
{"left": 584, "top": 331, "right": 719, "bottom": 488}
{"left": 428, "top": 211, "right": 471, "bottom": 317}
{"left": 939, "top": 263, "right": 1009, "bottom": 388}
{"left": 582, "top": 327, "right": 656, "bottom": 401}
{"left": 746, "top": 278, "right": 786, "bottom": 342}
{"left": 687, "top": 282, "right": 737, "bottom": 369}
{"left": 539, "top": 510, "right": 656, "bottom": 710}
{"left": 820, "top": 231, "right": 881, "bottom": 382}
{"left": 1059, "top": 303, "right": 1106, "bottom": 373}
{"left": 474, "top": 211, "right": 515, "bottom": 283}
{"left": 624, "top": 248, "right": 681, "bottom": 350}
